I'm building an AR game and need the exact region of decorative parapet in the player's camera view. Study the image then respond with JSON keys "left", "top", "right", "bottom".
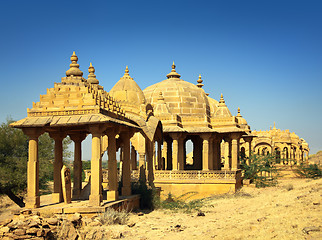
{"left": 84, "top": 169, "right": 241, "bottom": 182}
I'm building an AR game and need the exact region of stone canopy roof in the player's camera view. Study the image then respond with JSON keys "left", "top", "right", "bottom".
{"left": 11, "top": 52, "right": 139, "bottom": 131}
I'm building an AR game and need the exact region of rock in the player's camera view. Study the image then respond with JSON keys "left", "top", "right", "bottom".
{"left": 11, "top": 209, "right": 21, "bottom": 215}
{"left": 197, "top": 212, "right": 205, "bottom": 216}
{"left": 69, "top": 213, "right": 82, "bottom": 227}
{"left": 257, "top": 217, "right": 267, "bottom": 222}
{"left": 46, "top": 218, "right": 59, "bottom": 225}
{"left": 0, "top": 226, "right": 10, "bottom": 234}
{"left": 127, "top": 222, "right": 136, "bottom": 227}
{"left": 14, "top": 228, "right": 26, "bottom": 236}
{"left": 28, "top": 221, "right": 40, "bottom": 228}
{"left": 26, "top": 227, "right": 39, "bottom": 234}
{"left": 302, "top": 226, "right": 320, "bottom": 234}
{"left": 0, "top": 218, "right": 12, "bottom": 227}
{"left": 37, "top": 229, "right": 44, "bottom": 237}
{"left": 20, "top": 209, "right": 32, "bottom": 215}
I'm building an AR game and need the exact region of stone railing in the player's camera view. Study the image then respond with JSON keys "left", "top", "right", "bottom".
{"left": 84, "top": 169, "right": 241, "bottom": 183}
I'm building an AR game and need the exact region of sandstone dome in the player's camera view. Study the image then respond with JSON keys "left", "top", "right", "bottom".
{"left": 109, "top": 66, "right": 146, "bottom": 112}
{"left": 143, "top": 63, "right": 210, "bottom": 118}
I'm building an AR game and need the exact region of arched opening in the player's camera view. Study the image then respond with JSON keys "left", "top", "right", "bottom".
{"left": 184, "top": 139, "right": 194, "bottom": 169}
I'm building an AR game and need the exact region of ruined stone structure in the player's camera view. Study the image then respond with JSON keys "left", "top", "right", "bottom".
{"left": 240, "top": 122, "right": 310, "bottom": 164}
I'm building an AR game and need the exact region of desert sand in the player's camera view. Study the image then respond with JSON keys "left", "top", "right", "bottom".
{"left": 0, "top": 178, "right": 321, "bottom": 240}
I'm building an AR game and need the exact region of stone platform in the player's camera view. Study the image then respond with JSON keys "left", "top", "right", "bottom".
{"left": 34, "top": 194, "right": 140, "bottom": 217}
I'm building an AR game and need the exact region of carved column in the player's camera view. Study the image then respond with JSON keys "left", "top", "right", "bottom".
{"left": 107, "top": 129, "right": 118, "bottom": 201}
{"left": 202, "top": 134, "right": 212, "bottom": 170}
{"left": 49, "top": 132, "right": 66, "bottom": 203}
{"left": 162, "top": 140, "right": 168, "bottom": 170}
{"left": 231, "top": 133, "right": 240, "bottom": 170}
{"left": 172, "top": 135, "right": 179, "bottom": 170}
{"left": 70, "top": 132, "right": 86, "bottom": 200}
{"left": 121, "top": 132, "right": 131, "bottom": 196}
{"left": 170, "top": 133, "right": 183, "bottom": 170}
{"left": 23, "top": 128, "right": 43, "bottom": 209}
{"left": 89, "top": 125, "right": 104, "bottom": 206}
{"left": 223, "top": 138, "right": 231, "bottom": 170}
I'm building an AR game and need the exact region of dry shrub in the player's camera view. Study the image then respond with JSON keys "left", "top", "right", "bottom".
{"left": 284, "top": 184, "right": 294, "bottom": 191}
{"left": 97, "top": 208, "right": 129, "bottom": 225}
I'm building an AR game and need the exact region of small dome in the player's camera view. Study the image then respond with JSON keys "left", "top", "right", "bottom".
{"left": 236, "top": 107, "right": 248, "bottom": 125}
{"left": 207, "top": 96, "right": 219, "bottom": 117}
{"left": 214, "top": 94, "right": 232, "bottom": 117}
{"left": 109, "top": 66, "right": 146, "bottom": 111}
{"left": 143, "top": 63, "right": 210, "bottom": 118}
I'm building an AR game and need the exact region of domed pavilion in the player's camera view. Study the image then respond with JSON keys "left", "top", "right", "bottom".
{"left": 141, "top": 63, "right": 254, "bottom": 197}
{"left": 241, "top": 122, "right": 310, "bottom": 165}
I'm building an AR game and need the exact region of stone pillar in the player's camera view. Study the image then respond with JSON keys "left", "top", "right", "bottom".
{"left": 231, "top": 133, "right": 240, "bottom": 170}
{"left": 121, "top": 132, "right": 131, "bottom": 196}
{"left": 49, "top": 132, "right": 66, "bottom": 203}
{"left": 131, "top": 145, "right": 137, "bottom": 170}
{"left": 213, "top": 138, "right": 221, "bottom": 170}
{"left": 70, "top": 133, "right": 86, "bottom": 200}
{"left": 89, "top": 126, "right": 103, "bottom": 206}
{"left": 162, "top": 140, "right": 168, "bottom": 170}
{"left": 223, "top": 138, "right": 231, "bottom": 170}
{"left": 107, "top": 129, "right": 118, "bottom": 201}
{"left": 23, "top": 128, "right": 42, "bottom": 209}
{"left": 202, "top": 134, "right": 212, "bottom": 171}
{"left": 172, "top": 136, "right": 179, "bottom": 171}
{"left": 170, "top": 133, "right": 183, "bottom": 170}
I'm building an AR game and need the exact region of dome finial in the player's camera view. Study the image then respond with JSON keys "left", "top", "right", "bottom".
{"left": 219, "top": 93, "right": 226, "bottom": 104}
{"left": 237, "top": 107, "right": 242, "bottom": 117}
{"left": 66, "top": 51, "right": 83, "bottom": 77}
{"left": 166, "top": 61, "right": 181, "bottom": 79}
{"left": 124, "top": 66, "right": 130, "bottom": 76}
{"left": 197, "top": 74, "right": 204, "bottom": 88}
{"left": 87, "top": 62, "right": 99, "bottom": 84}
{"left": 273, "top": 121, "right": 276, "bottom": 129}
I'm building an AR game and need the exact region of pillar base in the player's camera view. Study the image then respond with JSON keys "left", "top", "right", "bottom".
{"left": 52, "top": 193, "right": 62, "bottom": 203}
{"left": 121, "top": 186, "right": 131, "bottom": 196}
{"left": 25, "top": 196, "right": 40, "bottom": 209}
{"left": 106, "top": 191, "right": 119, "bottom": 201}
{"left": 89, "top": 194, "right": 102, "bottom": 206}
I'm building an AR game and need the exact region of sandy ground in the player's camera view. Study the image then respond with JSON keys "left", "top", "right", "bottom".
{"left": 1, "top": 178, "right": 321, "bottom": 240}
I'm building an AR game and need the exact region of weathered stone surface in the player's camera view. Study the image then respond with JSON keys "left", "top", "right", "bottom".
{"left": 0, "top": 218, "right": 12, "bottom": 227}
{"left": 26, "top": 227, "right": 39, "bottom": 234}
{"left": 14, "top": 228, "right": 26, "bottom": 236}
{"left": 45, "top": 218, "right": 59, "bottom": 225}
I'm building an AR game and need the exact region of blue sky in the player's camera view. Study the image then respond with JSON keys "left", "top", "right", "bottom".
{"left": 0, "top": 0, "right": 321, "bottom": 158}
